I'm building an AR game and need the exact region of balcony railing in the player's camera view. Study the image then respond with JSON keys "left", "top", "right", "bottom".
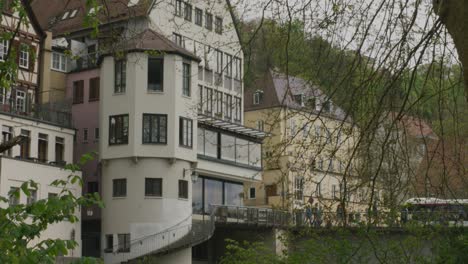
{"left": 0, "top": 101, "right": 72, "bottom": 128}
{"left": 72, "top": 54, "right": 98, "bottom": 72}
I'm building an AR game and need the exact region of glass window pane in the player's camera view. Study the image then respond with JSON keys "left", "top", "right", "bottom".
{"left": 204, "top": 179, "right": 222, "bottom": 213}
{"left": 193, "top": 178, "right": 203, "bottom": 214}
{"left": 221, "top": 134, "right": 235, "bottom": 162}
{"left": 197, "top": 128, "right": 204, "bottom": 155}
{"left": 235, "top": 138, "right": 249, "bottom": 165}
{"left": 249, "top": 142, "right": 261, "bottom": 167}
{"left": 224, "top": 182, "right": 243, "bottom": 206}
{"left": 204, "top": 130, "right": 218, "bottom": 158}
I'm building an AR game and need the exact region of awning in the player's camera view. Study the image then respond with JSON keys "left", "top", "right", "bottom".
{"left": 198, "top": 114, "right": 269, "bottom": 139}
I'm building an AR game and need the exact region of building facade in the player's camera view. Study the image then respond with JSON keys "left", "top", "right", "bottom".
{"left": 244, "top": 71, "right": 366, "bottom": 216}
{"left": 31, "top": 0, "right": 265, "bottom": 262}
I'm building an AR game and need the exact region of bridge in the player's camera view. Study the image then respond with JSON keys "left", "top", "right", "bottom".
{"left": 110, "top": 205, "right": 465, "bottom": 263}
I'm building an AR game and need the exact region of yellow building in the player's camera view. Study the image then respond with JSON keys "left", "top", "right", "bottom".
{"left": 244, "top": 71, "right": 369, "bottom": 217}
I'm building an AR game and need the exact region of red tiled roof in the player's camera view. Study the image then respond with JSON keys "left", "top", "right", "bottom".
{"left": 31, "top": 0, "right": 151, "bottom": 36}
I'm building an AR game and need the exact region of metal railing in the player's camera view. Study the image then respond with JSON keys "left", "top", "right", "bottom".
{"left": 211, "top": 204, "right": 291, "bottom": 227}
{"left": 0, "top": 101, "right": 72, "bottom": 128}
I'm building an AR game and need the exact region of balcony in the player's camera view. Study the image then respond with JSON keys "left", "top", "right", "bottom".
{"left": 71, "top": 54, "right": 98, "bottom": 72}
{"left": 0, "top": 100, "right": 72, "bottom": 128}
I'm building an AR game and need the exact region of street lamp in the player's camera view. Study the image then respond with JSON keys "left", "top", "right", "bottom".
{"left": 183, "top": 168, "right": 199, "bottom": 183}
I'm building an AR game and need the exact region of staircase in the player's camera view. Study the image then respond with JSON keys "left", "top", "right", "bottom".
{"left": 120, "top": 205, "right": 291, "bottom": 263}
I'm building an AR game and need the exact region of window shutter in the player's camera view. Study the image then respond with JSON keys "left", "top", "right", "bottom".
{"left": 29, "top": 45, "right": 35, "bottom": 72}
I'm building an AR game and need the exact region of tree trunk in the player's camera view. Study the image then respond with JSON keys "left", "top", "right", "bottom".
{"left": 0, "top": 136, "right": 26, "bottom": 153}
{"left": 433, "top": 0, "right": 468, "bottom": 102}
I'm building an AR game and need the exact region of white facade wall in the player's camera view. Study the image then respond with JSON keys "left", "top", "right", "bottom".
{"left": 0, "top": 114, "right": 74, "bottom": 163}
{"left": 0, "top": 115, "right": 80, "bottom": 257}
{"left": 149, "top": 0, "right": 245, "bottom": 122}
{"left": 100, "top": 1, "right": 257, "bottom": 262}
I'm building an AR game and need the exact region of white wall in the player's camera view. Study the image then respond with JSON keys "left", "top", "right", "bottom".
{"left": 0, "top": 157, "right": 82, "bottom": 257}
{"left": 100, "top": 53, "right": 198, "bottom": 162}
{"left": 0, "top": 113, "right": 75, "bottom": 163}
{"left": 101, "top": 158, "right": 192, "bottom": 263}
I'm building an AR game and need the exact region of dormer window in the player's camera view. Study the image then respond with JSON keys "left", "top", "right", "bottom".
{"left": 62, "top": 11, "right": 70, "bottom": 20}
{"left": 294, "top": 94, "right": 304, "bottom": 107}
{"left": 70, "top": 9, "right": 78, "bottom": 18}
{"left": 253, "top": 91, "right": 263, "bottom": 105}
{"left": 322, "top": 100, "right": 332, "bottom": 113}
{"left": 307, "top": 97, "right": 316, "bottom": 109}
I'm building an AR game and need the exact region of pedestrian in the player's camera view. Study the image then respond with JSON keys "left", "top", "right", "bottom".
{"left": 336, "top": 204, "right": 344, "bottom": 226}
{"left": 305, "top": 205, "right": 313, "bottom": 226}
{"left": 316, "top": 205, "right": 323, "bottom": 227}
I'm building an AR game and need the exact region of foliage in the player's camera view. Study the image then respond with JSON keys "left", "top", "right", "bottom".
{"left": 219, "top": 239, "right": 283, "bottom": 264}
{"left": 220, "top": 227, "right": 468, "bottom": 264}
{"left": 0, "top": 153, "right": 103, "bottom": 264}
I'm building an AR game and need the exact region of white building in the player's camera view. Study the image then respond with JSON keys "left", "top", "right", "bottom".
{"left": 0, "top": 112, "right": 81, "bottom": 257}
{"left": 98, "top": 1, "right": 264, "bottom": 263}
{"left": 30, "top": 0, "right": 265, "bottom": 262}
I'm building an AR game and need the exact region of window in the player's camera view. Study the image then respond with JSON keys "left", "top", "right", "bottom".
{"left": 0, "top": 39, "right": 8, "bottom": 61}
{"left": 142, "top": 114, "right": 167, "bottom": 144}
{"left": 215, "top": 91, "right": 223, "bottom": 116}
{"left": 20, "top": 129, "right": 30, "bottom": 159}
{"left": 233, "top": 57, "right": 242, "bottom": 80}
{"left": 234, "top": 97, "right": 241, "bottom": 122}
{"left": 253, "top": 91, "right": 263, "bottom": 105}
{"left": 55, "top": 137, "right": 64, "bottom": 163}
{"left": 89, "top": 77, "right": 100, "bottom": 101}
{"left": 95, "top": 127, "right": 100, "bottom": 140}
{"left": 184, "top": 3, "right": 192, "bottom": 21}
{"left": 294, "top": 94, "right": 304, "bottom": 106}
{"left": 117, "top": 234, "right": 130, "bottom": 253}
{"left": 328, "top": 159, "right": 334, "bottom": 172}
{"left": 38, "top": 133, "right": 48, "bottom": 162}
{"left": 51, "top": 52, "right": 66, "bottom": 71}
{"left": 48, "top": 192, "right": 58, "bottom": 199}
{"left": 316, "top": 183, "right": 321, "bottom": 196}
{"left": 148, "top": 58, "right": 164, "bottom": 92}
{"left": 178, "top": 180, "right": 188, "bottom": 199}
{"left": 19, "top": 44, "right": 29, "bottom": 69}
{"left": 205, "top": 12, "right": 213, "bottom": 30}
{"left": 27, "top": 190, "right": 37, "bottom": 205}
{"left": 173, "top": 33, "right": 184, "bottom": 47}
{"left": 256, "top": 120, "right": 264, "bottom": 131}
{"left": 307, "top": 97, "right": 316, "bottom": 109}
{"left": 83, "top": 128, "right": 88, "bottom": 142}
{"left": 249, "top": 187, "right": 256, "bottom": 199}
{"left": 174, "top": 0, "right": 182, "bottom": 16}
{"left": 145, "top": 178, "right": 162, "bottom": 197}
{"left": 224, "top": 94, "right": 232, "bottom": 119}
{"left": 332, "top": 184, "right": 339, "bottom": 199}
{"left": 112, "top": 179, "right": 126, "bottom": 197}
{"left": 109, "top": 115, "right": 129, "bottom": 145}
{"left": 225, "top": 54, "right": 232, "bottom": 77}
{"left": 16, "top": 90, "right": 26, "bottom": 112}
{"left": 204, "top": 87, "right": 213, "bottom": 114}
{"left": 179, "top": 117, "right": 193, "bottom": 148}
{"left": 105, "top": 235, "right": 113, "bottom": 253}
{"left": 195, "top": 8, "right": 203, "bottom": 26}
{"left": 72, "top": 80, "right": 84, "bottom": 104}
{"left": 294, "top": 177, "right": 304, "bottom": 200}
{"left": 2, "top": 125, "right": 12, "bottom": 156}
{"left": 198, "top": 85, "right": 203, "bottom": 111}
{"left": 88, "top": 181, "right": 98, "bottom": 194}
{"left": 9, "top": 187, "right": 19, "bottom": 206}
{"left": 114, "top": 59, "right": 126, "bottom": 93}
{"left": 322, "top": 100, "right": 331, "bottom": 113}
{"left": 215, "top": 17, "right": 223, "bottom": 34}
{"left": 215, "top": 49, "right": 223, "bottom": 74}
{"left": 182, "top": 63, "right": 191, "bottom": 96}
